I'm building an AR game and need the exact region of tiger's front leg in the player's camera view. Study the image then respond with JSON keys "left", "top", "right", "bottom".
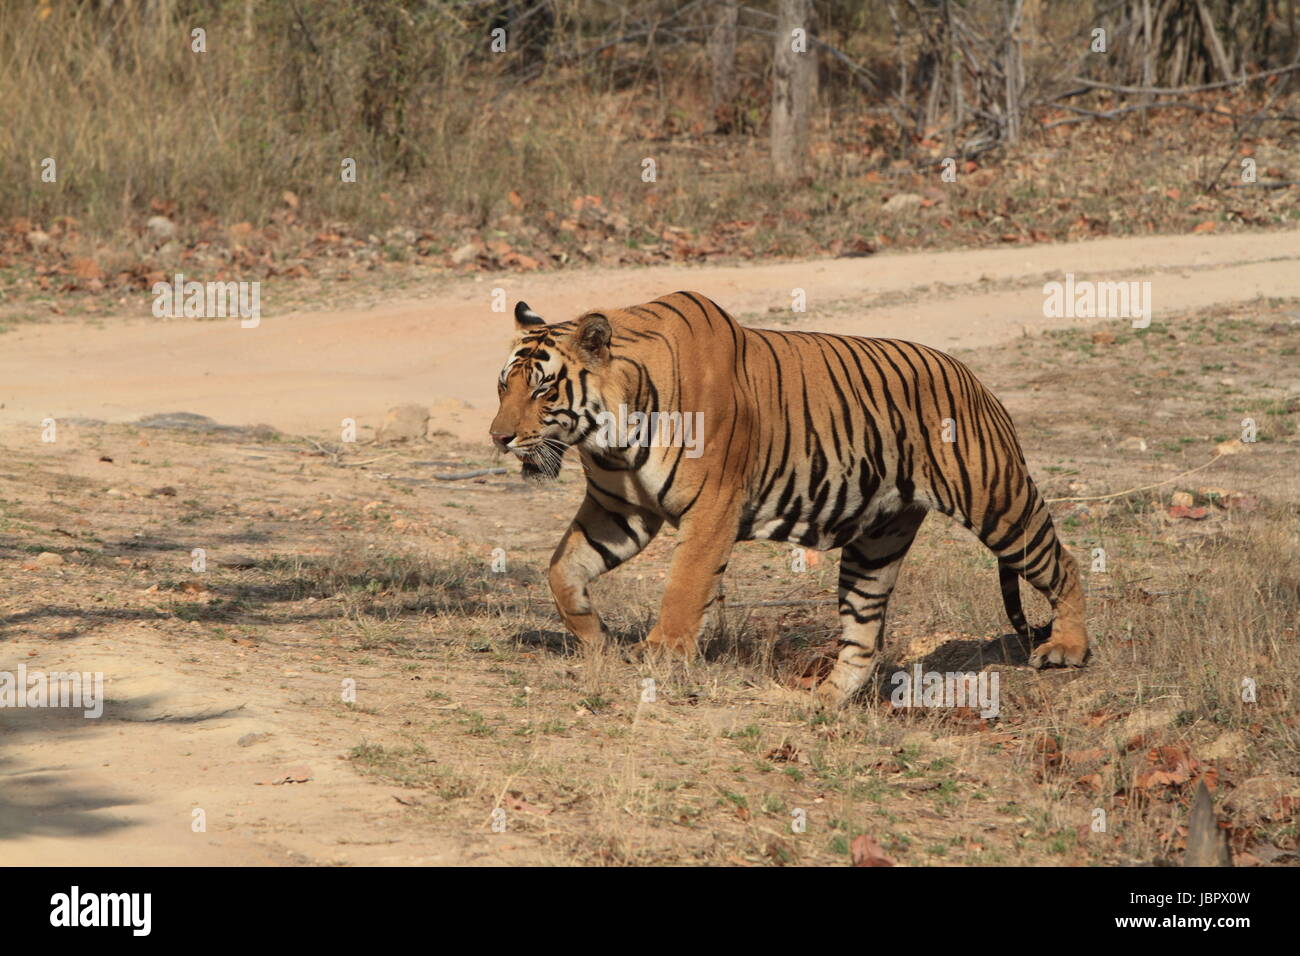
{"left": 642, "top": 513, "right": 738, "bottom": 656}
{"left": 549, "top": 493, "right": 663, "bottom": 648}
{"left": 816, "top": 508, "right": 926, "bottom": 709}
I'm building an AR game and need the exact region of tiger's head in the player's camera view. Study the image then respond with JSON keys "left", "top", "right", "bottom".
{"left": 489, "top": 301, "right": 612, "bottom": 481}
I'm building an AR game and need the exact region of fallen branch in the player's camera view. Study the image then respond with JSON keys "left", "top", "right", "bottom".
{"left": 1067, "top": 62, "right": 1300, "bottom": 96}
{"left": 1042, "top": 99, "right": 1226, "bottom": 129}
{"left": 1045, "top": 454, "right": 1227, "bottom": 504}
{"left": 432, "top": 468, "right": 508, "bottom": 481}
{"left": 304, "top": 438, "right": 342, "bottom": 464}
{"left": 1222, "top": 180, "right": 1300, "bottom": 189}
{"left": 339, "top": 453, "right": 401, "bottom": 467}
{"left": 728, "top": 598, "right": 836, "bottom": 608}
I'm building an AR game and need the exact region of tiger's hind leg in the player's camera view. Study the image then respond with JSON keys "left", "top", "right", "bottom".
{"left": 1021, "top": 540, "right": 1088, "bottom": 669}
{"left": 549, "top": 492, "right": 663, "bottom": 649}
{"left": 816, "top": 508, "right": 926, "bottom": 709}
{"left": 979, "top": 484, "right": 1088, "bottom": 668}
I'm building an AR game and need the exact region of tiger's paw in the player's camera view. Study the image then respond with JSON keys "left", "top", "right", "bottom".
{"left": 642, "top": 626, "right": 698, "bottom": 658}
{"left": 1028, "top": 637, "right": 1088, "bottom": 669}
{"left": 814, "top": 679, "right": 848, "bottom": 710}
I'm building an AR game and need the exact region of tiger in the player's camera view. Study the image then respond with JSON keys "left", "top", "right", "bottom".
{"left": 489, "top": 291, "right": 1089, "bottom": 707}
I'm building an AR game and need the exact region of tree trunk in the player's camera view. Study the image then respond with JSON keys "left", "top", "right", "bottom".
{"left": 772, "top": 0, "right": 815, "bottom": 179}
{"left": 1003, "top": 0, "right": 1024, "bottom": 144}
{"left": 1195, "top": 0, "right": 1235, "bottom": 82}
{"left": 709, "top": 0, "right": 738, "bottom": 132}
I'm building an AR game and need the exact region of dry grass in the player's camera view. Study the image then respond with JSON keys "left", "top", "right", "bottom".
{"left": 0, "top": 1, "right": 630, "bottom": 235}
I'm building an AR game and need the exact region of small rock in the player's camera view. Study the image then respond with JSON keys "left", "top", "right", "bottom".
{"left": 146, "top": 215, "right": 177, "bottom": 243}
{"left": 1117, "top": 436, "right": 1148, "bottom": 452}
{"left": 1170, "top": 491, "right": 1194, "bottom": 508}
{"left": 1225, "top": 493, "right": 1259, "bottom": 512}
{"left": 882, "top": 192, "right": 923, "bottom": 214}
{"left": 377, "top": 403, "right": 430, "bottom": 443}
{"left": 32, "top": 551, "right": 65, "bottom": 567}
{"left": 450, "top": 241, "right": 482, "bottom": 265}
{"left": 1201, "top": 730, "right": 1246, "bottom": 761}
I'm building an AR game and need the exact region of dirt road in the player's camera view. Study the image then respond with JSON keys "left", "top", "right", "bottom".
{"left": 3, "top": 230, "right": 1298, "bottom": 443}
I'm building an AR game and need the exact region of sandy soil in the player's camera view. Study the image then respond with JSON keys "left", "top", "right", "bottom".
{"left": 2, "top": 231, "right": 1297, "bottom": 866}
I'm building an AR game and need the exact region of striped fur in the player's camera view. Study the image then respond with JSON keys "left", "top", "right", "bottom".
{"left": 489, "top": 292, "right": 1089, "bottom": 706}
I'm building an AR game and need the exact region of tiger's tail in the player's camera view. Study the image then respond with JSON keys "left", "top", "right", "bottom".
{"left": 998, "top": 561, "right": 1053, "bottom": 642}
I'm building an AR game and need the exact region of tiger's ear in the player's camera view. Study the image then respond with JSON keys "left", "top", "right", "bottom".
{"left": 572, "top": 313, "right": 612, "bottom": 366}
{"left": 514, "top": 301, "right": 545, "bottom": 330}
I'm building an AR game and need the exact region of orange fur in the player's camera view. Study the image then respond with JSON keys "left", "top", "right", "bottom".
{"left": 490, "top": 292, "right": 1088, "bottom": 706}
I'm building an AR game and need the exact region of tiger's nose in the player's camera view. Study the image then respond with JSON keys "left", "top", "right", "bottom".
{"left": 491, "top": 432, "right": 514, "bottom": 448}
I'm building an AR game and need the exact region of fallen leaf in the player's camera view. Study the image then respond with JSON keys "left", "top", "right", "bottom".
{"left": 257, "top": 765, "right": 313, "bottom": 785}
{"left": 1074, "top": 773, "right": 1104, "bottom": 794}
{"left": 503, "top": 791, "right": 553, "bottom": 816}
{"left": 1124, "top": 732, "right": 1160, "bottom": 753}
{"left": 1135, "top": 768, "right": 1189, "bottom": 789}
{"left": 70, "top": 257, "right": 104, "bottom": 280}
{"left": 1085, "top": 709, "right": 1128, "bottom": 728}
{"left": 1062, "top": 747, "right": 1108, "bottom": 768}
{"left": 765, "top": 743, "right": 800, "bottom": 763}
